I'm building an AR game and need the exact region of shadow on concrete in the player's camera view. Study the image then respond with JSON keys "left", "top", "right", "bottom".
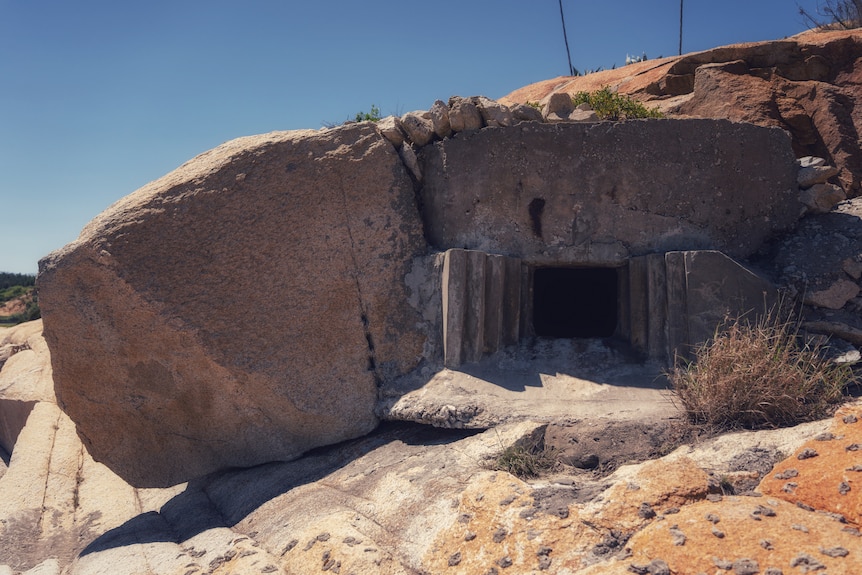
{"left": 79, "top": 422, "right": 478, "bottom": 556}
{"left": 454, "top": 336, "right": 667, "bottom": 393}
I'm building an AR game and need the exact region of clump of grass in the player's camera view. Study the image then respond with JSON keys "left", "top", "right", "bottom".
{"left": 492, "top": 434, "right": 557, "bottom": 479}
{"left": 572, "top": 87, "right": 663, "bottom": 120}
{"left": 668, "top": 305, "right": 853, "bottom": 430}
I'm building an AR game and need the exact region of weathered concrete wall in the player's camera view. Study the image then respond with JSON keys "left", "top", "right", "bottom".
{"left": 418, "top": 119, "right": 799, "bottom": 262}
{"left": 442, "top": 249, "right": 521, "bottom": 367}
{"left": 626, "top": 250, "right": 777, "bottom": 364}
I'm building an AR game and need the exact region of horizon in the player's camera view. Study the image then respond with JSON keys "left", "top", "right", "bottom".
{"left": 1, "top": 0, "right": 827, "bottom": 274}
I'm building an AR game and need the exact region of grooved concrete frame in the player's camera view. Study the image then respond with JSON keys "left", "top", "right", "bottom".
{"left": 442, "top": 248, "right": 775, "bottom": 368}
{"left": 443, "top": 249, "right": 521, "bottom": 367}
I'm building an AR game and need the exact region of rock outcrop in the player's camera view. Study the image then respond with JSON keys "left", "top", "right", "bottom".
{"left": 0, "top": 322, "right": 185, "bottom": 572}
{"left": 4, "top": 322, "right": 860, "bottom": 574}
{"left": 502, "top": 28, "right": 862, "bottom": 198}
{"left": 37, "top": 125, "right": 428, "bottom": 487}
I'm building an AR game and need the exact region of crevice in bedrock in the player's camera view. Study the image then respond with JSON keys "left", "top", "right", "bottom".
{"left": 338, "top": 178, "right": 383, "bottom": 388}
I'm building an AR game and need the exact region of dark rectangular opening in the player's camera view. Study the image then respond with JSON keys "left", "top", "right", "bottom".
{"left": 532, "top": 267, "right": 618, "bottom": 338}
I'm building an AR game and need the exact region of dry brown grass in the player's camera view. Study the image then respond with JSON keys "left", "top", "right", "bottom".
{"left": 669, "top": 307, "right": 854, "bottom": 430}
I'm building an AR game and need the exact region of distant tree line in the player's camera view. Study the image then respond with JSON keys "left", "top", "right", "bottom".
{"left": 0, "top": 272, "right": 36, "bottom": 290}
{"left": 0, "top": 272, "right": 40, "bottom": 325}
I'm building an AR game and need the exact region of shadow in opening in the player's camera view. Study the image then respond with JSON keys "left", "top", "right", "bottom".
{"left": 533, "top": 267, "right": 618, "bottom": 338}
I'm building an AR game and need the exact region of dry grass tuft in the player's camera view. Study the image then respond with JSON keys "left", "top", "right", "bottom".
{"left": 669, "top": 306, "right": 854, "bottom": 430}
{"left": 492, "top": 430, "right": 557, "bottom": 479}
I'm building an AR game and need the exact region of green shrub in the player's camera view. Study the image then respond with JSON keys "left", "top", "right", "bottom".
{"left": 668, "top": 306, "right": 853, "bottom": 430}
{"left": 0, "top": 285, "right": 27, "bottom": 304}
{"left": 353, "top": 104, "right": 382, "bottom": 123}
{"left": 572, "top": 87, "right": 663, "bottom": 120}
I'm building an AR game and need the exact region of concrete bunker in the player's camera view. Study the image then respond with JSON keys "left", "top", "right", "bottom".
{"left": 441, "top": 249, "right": 775, "bottom": 368}
{"left": 421, "top": 120, "right": 796, "bottom": 370}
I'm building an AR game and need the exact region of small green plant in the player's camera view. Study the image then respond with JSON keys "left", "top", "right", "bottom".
{"left": 353, "top": 104, "right": 382, "bottom": 123}
{"left": 572, "top": 87, "right": 663, "bottom": 120}
{"left": 526, "top": 101, "right": 542, "bottom": 110}
{"left": 668, "top": 304, "right": 853, "bottom": 430}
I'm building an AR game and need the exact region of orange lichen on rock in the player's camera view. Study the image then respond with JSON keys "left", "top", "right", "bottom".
{"left": 589, "top": 496, "right": 860, "bottom": 575}
{"left": 581, "top": 457, "right": 711, "bottom": 533}
{"left": 760, "top": 403, "right": 862, "bottom": 525}
{"left": 423, "top": 471, "right": 601, "bottom": 574}
{"left": 424, "top": 459, "right": 711, "bottom": 574}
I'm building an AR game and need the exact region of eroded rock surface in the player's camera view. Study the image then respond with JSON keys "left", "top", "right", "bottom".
{"left": 3, "top": 324, "right": 860, "bottom": 574}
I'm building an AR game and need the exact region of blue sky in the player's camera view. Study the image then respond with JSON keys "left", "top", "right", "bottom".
{"left": 1, "top": 0, "right": 823, "bottom": 274}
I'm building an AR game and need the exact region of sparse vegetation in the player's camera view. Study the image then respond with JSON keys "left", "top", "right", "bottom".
{"left": 353, "top": 104, "right": 382, "bottom": 123}
{"left": 492, "top": 434, "right": 557, "bottom": 479}
{"left": 668, "top": 304, "right": 853, "bottom": 430}
{"left": 799, "top": 0, "right": 862, "bottom": 29}
{"left": 572, "top": 87, "right": 663, "bottom": 120}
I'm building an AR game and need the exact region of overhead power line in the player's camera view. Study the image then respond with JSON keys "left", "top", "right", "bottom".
{"left": 558, "top": 0, "right": 575, "bottom": 76}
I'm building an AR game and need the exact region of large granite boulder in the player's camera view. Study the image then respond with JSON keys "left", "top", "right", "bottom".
{"left": 37, "top": 124, "right": 428, "bottom": 487}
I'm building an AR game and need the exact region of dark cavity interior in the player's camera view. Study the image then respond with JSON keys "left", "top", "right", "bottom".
{"left": 533, "top": 267, "right": 618, "bottom": 338}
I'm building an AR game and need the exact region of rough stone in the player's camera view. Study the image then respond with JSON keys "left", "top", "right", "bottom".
{"left": 400, "top": 111, "right": 435, "bottom": 146}
{"left": 0, "top": 323, "right": 183, "bottom": 572}
{"left": 799, "top": 182, "right": 847, "bottom": 213}
{"left": 842, "top": 257, "right": 862, "bottom": 280}
{"left": 428, "top": 99, "right": 452, "bottom": 139}
{"left": 376, "top": 115, "right": 405, "bottom": 147}
{"left": 804, "top": 278, "right": 860, "bottom": 309}
{"left": 448, "top": 96, "right": 483, "bottom": 132}
{"left": 798, "top": 156, "right": 827, "bottom": 168}
{"left": 398, "top": 141, "right": 422, "bottom": 182}
{"left": 771, "top": 197, "right": 862, "bottom": 318}
{"left": 472, "top": 96, "right": 514, "bottom": 127}
{"left": 2, "top": 326, "right": 847, "bottom": 574}
{"left": 542, "top": 92, "right": 575, "bottom": 120}
{"left": 568, "top": 108, "right": 599, "bottom": 122}
{"left": 509, "top": 102, "right": 543, "bottom": 124}
{"left": 37, "top": 125, "right": 428, "bottom": 487}
{"left": 761, "top": 403, "right": 862, "bottom": 525}
{"left": 798, "top": 164, "right": 840, "bottom": 188}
